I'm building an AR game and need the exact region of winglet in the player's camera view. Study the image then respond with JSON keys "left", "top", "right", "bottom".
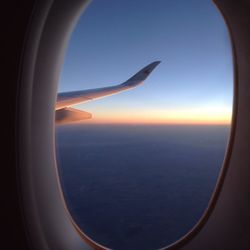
{"left": 122, "top": 61, "right": 161, "bottom": 87}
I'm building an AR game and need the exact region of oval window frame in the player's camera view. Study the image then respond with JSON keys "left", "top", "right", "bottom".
{"left": 17, "top": 1, "right": 250, "bottom": 250}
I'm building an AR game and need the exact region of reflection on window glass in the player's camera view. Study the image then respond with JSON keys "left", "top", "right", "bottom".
{"left": 56, "top": 0, "right": 233, "bottom": 249}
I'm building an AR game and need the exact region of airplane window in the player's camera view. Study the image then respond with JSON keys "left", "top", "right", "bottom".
{"left": 55, "top": 0, "right": 233, "bottom": 249}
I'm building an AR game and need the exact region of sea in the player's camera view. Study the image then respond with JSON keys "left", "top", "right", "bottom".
{"left": 55, "top": 124, "right": 230, "bottom": 250}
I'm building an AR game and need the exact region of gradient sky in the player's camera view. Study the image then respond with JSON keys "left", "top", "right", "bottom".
{"left": 58, "top": 0, "right": 233, "bottom": 124}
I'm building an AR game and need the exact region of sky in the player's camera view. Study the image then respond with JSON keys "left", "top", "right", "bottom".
{"left": 58, "top": 0, "right": 233, "bottom": 125}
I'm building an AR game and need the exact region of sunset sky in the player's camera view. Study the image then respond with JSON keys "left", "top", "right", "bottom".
{"left": 58, "top": 0, "right": 233, "bottom": 125}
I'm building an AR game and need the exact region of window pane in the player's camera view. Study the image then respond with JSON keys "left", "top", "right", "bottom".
{"left": 56, "top": 1, "right": 233, "bottom": 249}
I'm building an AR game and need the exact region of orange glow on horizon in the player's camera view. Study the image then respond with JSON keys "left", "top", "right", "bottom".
{"left": 79, "top": 108, "right": 231, "bottom": 125}
{"left": 82, "top": 119, "right": 230, "bottom": 126}
{"left": 65, "top": 104, "right": 233, "bottom": 125}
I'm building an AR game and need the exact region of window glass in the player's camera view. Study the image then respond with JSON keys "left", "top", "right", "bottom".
{"left": 56, "top": 1, "right": 233, "bottom": 249}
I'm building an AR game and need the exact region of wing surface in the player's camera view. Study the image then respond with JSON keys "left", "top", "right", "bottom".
{"left": 56, "top": 107, "right": 92, "bottom": 124}
{"left": 56, "top": 61, "right": 160, "bottom": 110}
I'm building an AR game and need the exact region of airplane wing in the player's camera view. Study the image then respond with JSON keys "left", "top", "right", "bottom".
{"left": 56, "top": 61, "right": 160, "bottom": 124}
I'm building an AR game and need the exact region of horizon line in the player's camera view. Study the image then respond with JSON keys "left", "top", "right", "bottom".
{"left": 57, "top": 121, "right": 231, "bottom": 126}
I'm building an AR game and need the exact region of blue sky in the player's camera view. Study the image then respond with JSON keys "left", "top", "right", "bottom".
{"left": 58, "top": 0, "right": 233, "bottom": 124}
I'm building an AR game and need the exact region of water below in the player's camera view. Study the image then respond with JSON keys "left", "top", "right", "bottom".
{"left": 56, "top": 124, "right": 229, "bottom": 250}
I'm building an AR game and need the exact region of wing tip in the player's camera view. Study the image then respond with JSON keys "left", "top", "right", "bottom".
{"left": 123, "top": 60, "right": 161, "bottom": 86}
